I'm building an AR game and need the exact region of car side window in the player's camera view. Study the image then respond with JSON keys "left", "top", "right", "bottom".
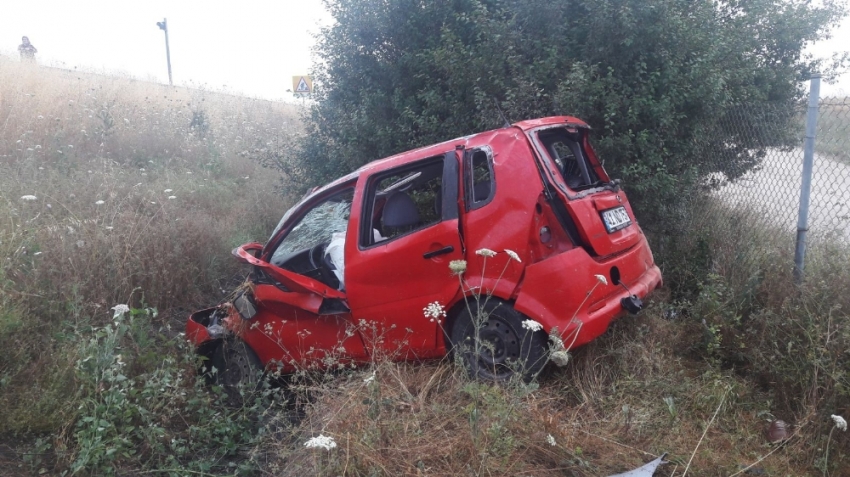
{"left": 361, "top": 157, "right": 445, "bottom": 247}
{"left": 465, "top": 148, "right": 494, "bottom": 210}
{"left": 270, "top": 189, "right": 354, "bottom": 266}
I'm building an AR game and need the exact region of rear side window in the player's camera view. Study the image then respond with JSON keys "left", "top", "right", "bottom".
{"left": 465, "top": 148, "right": 494, "bottom": 210}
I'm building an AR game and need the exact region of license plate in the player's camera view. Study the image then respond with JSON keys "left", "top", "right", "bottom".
{"left": 601, "top": 206, "right": 631, "bottom": 233}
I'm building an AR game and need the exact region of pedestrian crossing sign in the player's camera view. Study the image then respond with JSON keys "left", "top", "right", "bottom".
{"left": 292, "top": 76, "right": 313, "bottom": 95}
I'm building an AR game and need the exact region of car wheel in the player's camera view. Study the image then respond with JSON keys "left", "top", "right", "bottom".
{"left": 211, "top": 338, "right": 264, "bottom": 401}
{"left": 449, "top": 299, "right": 548, "bottom": 382}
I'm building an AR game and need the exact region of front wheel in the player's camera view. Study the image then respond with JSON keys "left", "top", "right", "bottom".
{"left": 211, "top": 338, "right": 264, "bottom": 402}
{"left": 449, "top": 300, "right": 548, "bottom": 382}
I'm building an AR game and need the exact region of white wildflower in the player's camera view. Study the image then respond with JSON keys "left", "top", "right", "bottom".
{"left": 449, "top": 260, "right": 467, "bottom": 275}
{"left": 594, "top": 274, "right": 608, "bottom": 286}
{"left": 168, "top": 196, "right": 176, "bottom": 200}
{"left": 505, "top": 249, "right": 521, "bottom": 263}
{"left": 35, "top": 145, "right": 41, "bottom": 149}
{"left": 111, "top": 304, "right": 130, "bottom": 319}
{"left": 37, "top": 115, "right": 43, "bottom": 119}
{"left": 832, "top": 414, "right": 847, "bottom": 432}
{"left": 546, "top": 434, "right": 557, "bottom": 446}
{"left": 164, "top": 189, "right": 173, "bottom": 193}
{"left": 95, "top": 200, "right": 105, "bottom": 205}
{"left": 364, "top": 371, "right": 376, "bottom": 385}
{"left": 304, "top": 434, "right": 337, "bottom": 450}
{"left": 33, "top": 252, "right": 42, "bottom": 256}
{"left": 105, "top": 226, "right": 114, "bottom": 230}
{"left": 186, "top": 171, "right": 192, "bottom": 175}
{"left": 423, "top": 302, "right": 447, "bottom": 322}
{"left": 550, "top": 350, "right": 571, "bottom": 367}
{"left": 522, "top": 319, "right": 543, "bottom": 332}
{"left": 475, "top": 248, "right": 497, "bottom": 258}
{"left": 20, "top": 195, "right": 37, "bottom": 201}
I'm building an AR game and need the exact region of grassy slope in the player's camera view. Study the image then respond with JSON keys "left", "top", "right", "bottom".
{"left": 0, "top": 56, "right": 848, "bottom": 476}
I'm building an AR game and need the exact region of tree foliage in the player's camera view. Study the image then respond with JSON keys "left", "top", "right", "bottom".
{"left": 292, "top": 0, "right": 846, "bottom": 221}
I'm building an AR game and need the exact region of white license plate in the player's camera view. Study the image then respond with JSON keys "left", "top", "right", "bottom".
{"left": 601, "top": 206, "right": 631, "bottom": 233}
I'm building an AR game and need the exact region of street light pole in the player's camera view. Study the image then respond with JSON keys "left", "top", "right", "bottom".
{"left": 156, "top": 18, "right": 173, "bottom": 86}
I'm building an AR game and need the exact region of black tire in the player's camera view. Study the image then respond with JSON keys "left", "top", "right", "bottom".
{"left": 211, "top": 338, "right": 264, "bottom": 402}
{"left": 449, "top": 299, "right": 548, "bottom": 382}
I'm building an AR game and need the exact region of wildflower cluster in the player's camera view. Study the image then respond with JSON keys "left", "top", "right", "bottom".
{"left": 832, "top": 414, "right": 847, "bottom": 432}
{"left": 111, "top": 304, "right": 130, "bottom": 319}
{"left": 423, "top": 301, "right": 447, "bottom": 322}
{"left": 304, "top": 434, "right": 337, "bottom": 450}
{"left": 449, "top": 260, "right": 467, "bottom": 275}
{"left": 521, "top": 319, "right": 543, "bottom": 332}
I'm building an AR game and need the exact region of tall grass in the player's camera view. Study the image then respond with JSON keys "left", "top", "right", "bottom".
{"left": 0, "top": 55, "right": 296, "bottom": 465}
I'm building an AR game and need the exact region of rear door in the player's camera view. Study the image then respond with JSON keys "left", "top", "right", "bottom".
{"left": 344, "top": 152, "right": 463, "bottom": 356}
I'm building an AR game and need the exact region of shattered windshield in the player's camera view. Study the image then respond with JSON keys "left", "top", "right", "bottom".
{"left": 270, "top": 189, "right": 354, "bottom": 264}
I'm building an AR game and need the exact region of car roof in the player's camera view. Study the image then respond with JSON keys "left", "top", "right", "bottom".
{"left": 355, "top": 116, "right": 589, "bottom": 173}
{"left": 304, "top": 116, "right": 590, "bottom": 199}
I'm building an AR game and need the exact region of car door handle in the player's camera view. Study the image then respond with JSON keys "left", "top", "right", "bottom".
{"left": 423, "top": 245, "right": 454, "bottom": 259}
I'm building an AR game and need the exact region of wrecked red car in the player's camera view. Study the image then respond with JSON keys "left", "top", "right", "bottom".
{"left": 187, "top": 116, "right": 662, "bottom": 384}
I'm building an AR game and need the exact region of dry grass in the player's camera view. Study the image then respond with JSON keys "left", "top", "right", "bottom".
{"left": 257, "top": 311, "right": 844, "bottom": 476}
{"left": 0, "top": 55, "right": 297, "bottom": 438}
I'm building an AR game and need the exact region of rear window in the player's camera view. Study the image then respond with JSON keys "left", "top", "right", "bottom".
{"left": 536, "top": 128, "right": 600, "bottom": 190}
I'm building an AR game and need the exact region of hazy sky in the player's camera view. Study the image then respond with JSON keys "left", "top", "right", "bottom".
{"left": 1, "top": 1, "right": 848, "bottom": 99}
{"left": 1, "top": 0, "right": 331, "bottom": 100}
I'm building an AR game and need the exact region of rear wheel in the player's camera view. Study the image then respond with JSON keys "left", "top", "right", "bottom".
{"left": 449, "top": 300, "right": 548, "bottom": 382}
{"left": 211, "top": 338, "right": 264, "bottom": 402}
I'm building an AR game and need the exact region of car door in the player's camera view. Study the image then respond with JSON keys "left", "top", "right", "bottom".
{"left": 232, "top": 186, "right": 369, "bottom": 370}
{"left": 344, "top": 152, "right": 463, "bottom": 357}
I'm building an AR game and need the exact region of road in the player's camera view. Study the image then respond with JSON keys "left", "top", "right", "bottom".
{"left": 714, "top": 148, "right": 850, "bottom": 243}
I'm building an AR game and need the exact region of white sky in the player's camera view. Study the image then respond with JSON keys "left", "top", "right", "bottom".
{"left": 1, "top": 1, "right": 847, "bottom": 99}
{"left": 0, "top": 0, "right": 332, "bottom": 100}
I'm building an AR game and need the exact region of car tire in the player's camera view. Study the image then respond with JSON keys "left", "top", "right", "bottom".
{"left": 449, "top": 299, "right": 548, "bottom": 382}
{"left": 211, "top": 338, "right": 264, "bottom": 402}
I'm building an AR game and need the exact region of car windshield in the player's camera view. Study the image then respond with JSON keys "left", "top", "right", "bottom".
{"left": 269, "top": 189, "right": 354, "bottom": 265}
{"left": 536, "top": 127, "right": 600, "bottom": 190}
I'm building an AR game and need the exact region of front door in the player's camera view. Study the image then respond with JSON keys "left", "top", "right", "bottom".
{"left": 345, "top": 152, "right": 463, "bottom": 357}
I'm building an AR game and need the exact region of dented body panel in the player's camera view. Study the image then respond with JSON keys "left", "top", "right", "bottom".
{"left": 187, "top": 116, "right": 662, "bottom": 376}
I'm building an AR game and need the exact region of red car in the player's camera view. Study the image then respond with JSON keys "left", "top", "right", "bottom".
{"left": 187, "top": 117, "right": 662, "bottom": 384}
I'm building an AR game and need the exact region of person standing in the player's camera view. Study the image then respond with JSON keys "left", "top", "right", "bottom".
{"left": 18, "top": 36, "right": 37, "bottom": 61}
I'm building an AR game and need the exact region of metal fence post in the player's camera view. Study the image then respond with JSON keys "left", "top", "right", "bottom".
{"left": 793, "top": 74, "right": 821, "bottom": 283}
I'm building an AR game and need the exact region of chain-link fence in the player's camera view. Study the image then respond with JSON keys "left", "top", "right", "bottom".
{"left": 697, "top": 84, "right": 850, "bottom": 268}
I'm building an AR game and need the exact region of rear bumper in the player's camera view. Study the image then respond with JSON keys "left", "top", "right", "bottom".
{"left": 514, "top": 235, "right": 662, "bottom": 348}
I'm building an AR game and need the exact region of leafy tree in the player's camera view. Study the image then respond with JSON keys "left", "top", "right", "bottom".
{"left": 290, "top": 0, "right": 846, "bottom": 223}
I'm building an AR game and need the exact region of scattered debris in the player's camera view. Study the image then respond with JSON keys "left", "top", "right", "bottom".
{"left": 608, "top": 453, "right": 668, "bottom": 477}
